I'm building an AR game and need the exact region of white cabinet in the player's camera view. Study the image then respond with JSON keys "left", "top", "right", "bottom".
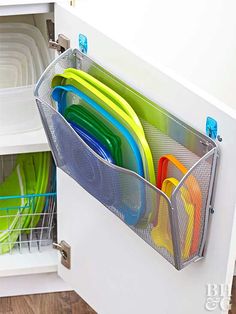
{"left": 1, "top": 1, "right": 236, "bottom": 314}
{"left": 0, "top": 0, "right": 58, "bottom": 287}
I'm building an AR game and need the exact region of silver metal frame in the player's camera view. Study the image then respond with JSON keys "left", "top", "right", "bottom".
{"left": 198, "top": 148, "right": 218, "bottom": 255}
{"left": 171, "top": 148, "right": 218, "bottom": 268}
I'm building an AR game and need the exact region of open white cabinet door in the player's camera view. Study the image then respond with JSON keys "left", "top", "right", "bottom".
{"left": 54, "top": 2, "right": 236, "bottom": 313}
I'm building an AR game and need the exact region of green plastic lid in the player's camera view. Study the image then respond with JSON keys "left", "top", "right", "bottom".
{"left": 64, "top": 105, "right": 123, "bottom": 166}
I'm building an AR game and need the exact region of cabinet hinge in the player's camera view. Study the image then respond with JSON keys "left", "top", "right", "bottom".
{"left": 69, "top": 0, "right": 76, "bottom": 6}
{"left": 46, "top": 20, "right": 70, "bottom": 53}
{"left": 53, "top": 240, "right": 71, "bottom": 269}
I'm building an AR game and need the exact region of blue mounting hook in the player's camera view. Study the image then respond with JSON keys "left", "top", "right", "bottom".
{"left": 206, "top": 117, "right": 218, "bottom": 140}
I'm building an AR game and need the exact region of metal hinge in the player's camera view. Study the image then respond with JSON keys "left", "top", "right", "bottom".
{"left": 46, "top": 20, "right": 70, "bottom": 53}
{"left": 69, "top": 0, "right": 76, "bottom": 6}
{"left": 53, "top": 240, "right": 71, "bottom": 269}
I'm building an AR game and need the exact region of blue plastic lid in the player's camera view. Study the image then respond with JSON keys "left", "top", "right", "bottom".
{"left": 69, "top": 122, "right": 114, "bottom": 163}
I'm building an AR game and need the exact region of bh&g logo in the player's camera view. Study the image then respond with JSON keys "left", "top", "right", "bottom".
{"left": 205, "top": 284, "right": 232, "bottom": 311}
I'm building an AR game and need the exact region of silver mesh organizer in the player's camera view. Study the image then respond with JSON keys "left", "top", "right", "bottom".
{"left": 35, "top": 49, "right": 218, "bottom": 270}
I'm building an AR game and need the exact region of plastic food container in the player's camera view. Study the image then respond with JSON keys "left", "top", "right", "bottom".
{"left": 0, "top": 33, "right": 44, "bottom": 79}
{"left": 0, "top": 22, "right": 50, "bottom": 135}
{"left": 0, "top": 58, "right": 24, "bottom": 87}
{"left": 0, "top": 86, "right": 42, "bottom": 135}
{"left": 0, "top": 23, "right": 51, "bottom": 68}
{"left": 0, "top": 42, "right": 36, "bottom": 84}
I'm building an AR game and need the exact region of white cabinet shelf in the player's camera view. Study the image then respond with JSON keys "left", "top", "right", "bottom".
{"left": 0, "top": 128, "right": 50, "bottom": 155}
{"left": 0, "top": 246, "right": 57, "bottom": 277}
{"left": 0, "top": 272, "right": 72, "bottom": 297}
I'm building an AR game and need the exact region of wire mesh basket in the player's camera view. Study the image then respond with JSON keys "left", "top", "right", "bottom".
{"left": 35, "top": 49, "right": 218, "bottom": 270}
{"left": 0, "top": 154, "right": 56, "bottom": 255}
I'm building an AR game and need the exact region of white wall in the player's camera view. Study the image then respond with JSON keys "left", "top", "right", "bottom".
{"left": 72, "top": 0, "right": 236, "bottom": 109}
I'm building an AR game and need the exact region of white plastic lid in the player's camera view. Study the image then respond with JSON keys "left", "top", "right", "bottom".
{"left": 0, "top": 42, "right": 36, "bottom": 84}
{"left": 0, "top": 86, "right": 42, "bottom": 135}
{"left": 0, "top": 58, "right": 24, "bottom": 87}
{"left": 0, "top": 51, "right": 29, "bottom": 86}
{"left": 0, "top": 23, "right": 51, "bottom": 68}
{"left": 0, "top": 33, "right": 44, "bottom": 79}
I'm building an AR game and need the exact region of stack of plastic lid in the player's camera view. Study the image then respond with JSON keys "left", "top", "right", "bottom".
{"left": 50, "top": 68, "right": 156, "bottom": 226}
{"left": 0, "top": 23, "right": 51, "bottom": 135}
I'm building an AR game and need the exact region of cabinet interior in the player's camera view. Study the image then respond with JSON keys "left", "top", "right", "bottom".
{"left": 0, "top": 10, "right": 57, "bottom": 275}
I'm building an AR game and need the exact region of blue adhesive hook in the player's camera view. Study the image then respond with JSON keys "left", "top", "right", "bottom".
{"left": 78, "top": 34, "right": 88, "bottom": 54}
{"left": 206, "top": 117, "right": 218, "bottom": 140}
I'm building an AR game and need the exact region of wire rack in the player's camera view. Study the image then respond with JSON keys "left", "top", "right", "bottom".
{"left": 0, "top": 154, "right": 56, "bottom": 255}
